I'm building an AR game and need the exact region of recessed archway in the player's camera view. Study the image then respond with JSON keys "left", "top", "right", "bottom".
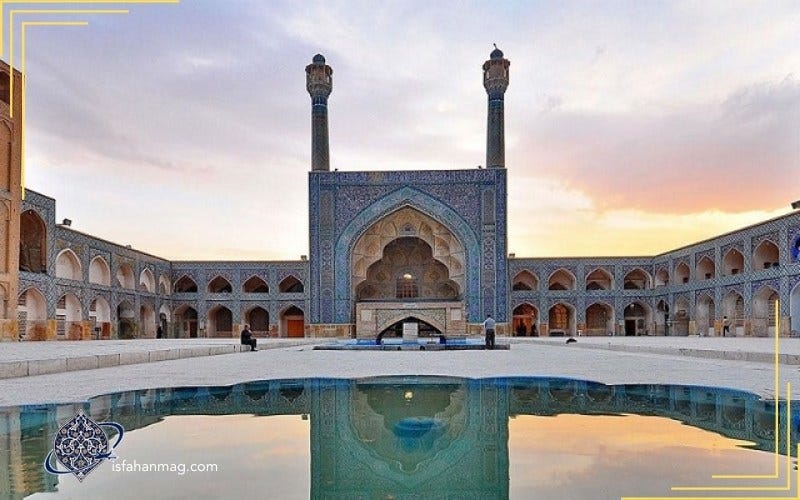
{"left": 791, "top": 283, "right": 800, "bottom": 335}
{"left": 90, "top": 297, "right": 111, "bottom": 339}
{"left": 511, "top": 270, "right": 538, "bottom": 291}
{"left": 19, "top": 209, "right": 47, "bottom": 273}
{"left": 281, "top": 305, "right": 305, "bottom": 338}
{"left": 548, "top": 269, "right": 576, "bottom": 291}
{"left": 279, "top": 276, "right": 304, "bottom": 293}
{"left": 55, "top": 249, "right": 82, "bottom": 281}
{"left": 208, "top": 276, "right": 233, "bottom": 293}
{"left": 174, "top": 304, "right": 198, "bottom": 338}
{"left": 512, "top": 303, "right": 538, "bottom": 336}
{"left": 57, "top": 293, "right": 83, "bottom": 339}
{"left": 655, "top": 268, "right": 669, "bottom": 288}
{"left": 117, "top": 300, "right": 136, "bottom": 339}
{"left": 673, "top": 297, "right": 690, "bottom": 336}
{"left": 585, "top": 268, "right": 613, "bottom": 291}
{"left": 174, "top": 275, "right": 198, "bottom": 293}
{"left": 139, "top": 268, "right": 156, "bottom": 293}
{"left": 752, "top": 286, "right": 779, "bottom": 337}
{"left": 355, "top": 237, "right": 459, "bottom": 301}
{"left": 140, "top": 302, "right": 156, "bottom": 338}
{"left": 245, "top": 306, "right": 270, "bottom": 336}
{"left": 159, "top": 274, "right": 171, "bottom": 295}
{"left": 695, "top": 295, "right": 715, "bottom": 336}
{"left": 243, "top": 276, "right": 269, "bottom": 294}
{"left": 351, "top": 206, "right": 465, "bottom": 302}
{"left": 89, "top": 256, "right": 111, "bottom": 286}
{"left": 723, "top": 248, "right": 744, "bottom": 276}
{"left": 17, "top": 288, "right": 47, "bottom": 340}
{"left": 722, "top": 291, "right": 744, "bottom": 336}
{"left": 585, "top": 302, "right": 614, "bottom": 336}
{"left": 623, "top": 269, "right": 650, "bottom": 290}
{"left": 207, "top": 305, "right": 233, "bottom": 337}
{"left": 753, "top": 240, "right": 779, "bottom": 272}
{"left": 116, "top": 264, "right": 135, "bottom": 290}
{"left": 674, "top": 262, "right": 690, "bottom": 285}
{"left": 377, "top": 316, "right": 441, "bottom": 341}
{"left": 548, "top": 303, "right": 575, "bottom": 336}
{"left": 696, "top": 257, "right": 715, "bottom": 281}
{"left": 624, "top": 301, "right": 651, "bottom": 336}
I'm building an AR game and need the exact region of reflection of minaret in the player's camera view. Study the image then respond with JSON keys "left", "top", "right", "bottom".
{"left": 483, "top": 45, "right": 510, "bottom": 169}
{"left": 306, "top": 54, "right": 333, "bottom": 172}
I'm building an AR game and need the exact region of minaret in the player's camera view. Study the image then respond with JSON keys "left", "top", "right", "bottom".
{"left": 483, "top": 45, "right": 510, "bottom": 169}
{"left": 306, "top": 54, "right": 333, "bottom": 172}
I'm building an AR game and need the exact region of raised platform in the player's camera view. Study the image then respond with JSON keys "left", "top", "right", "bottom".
{"left": 0, "top": 339, "right": 316, "bottom": 379}
{"left": 314, "top": 338, "right": 509, "bottom": 351}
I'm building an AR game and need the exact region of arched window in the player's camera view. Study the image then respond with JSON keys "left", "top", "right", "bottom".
{"left": 279, "top": 276, "right": 304, "bottom": 293}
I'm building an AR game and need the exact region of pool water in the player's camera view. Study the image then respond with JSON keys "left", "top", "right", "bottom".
{"left": 2, "top": 376, "right": 797, "bottom": 499}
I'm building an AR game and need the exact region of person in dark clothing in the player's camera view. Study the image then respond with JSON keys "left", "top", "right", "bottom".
{"left": 156, "top": 326, "right": 163, "bottom": 339}
{"left": 240, "top": 324, "right": 257, "bottom": 351}
{"left": 483, "top": 315, "right": 496, "bottom": 349}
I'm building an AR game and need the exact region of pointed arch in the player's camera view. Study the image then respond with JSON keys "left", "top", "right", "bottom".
{"left": 174, "top": 275, "right": 198, "bottom": 293}
{"left": 752, "top": 286, "right": 779, "bottom": 337}
{"left": 245, "top": 306, "right": 270, "bottom": 335}
{"left": 585, "top": 268, "right": 613, "bottom": 290}
{"left": 89, "top": 256, "right": 111, "bottom": 286}
{"left": 722, "top": 290, "right": 744, "bottom": 336}
{"left": 174, "top": 304, "right": 198, "bottom": 338}
{"left": 753, "top": 240, "right": 779, "bottom": 271}
{"left": 279, "top": 275, "right": 304, "bottom": 293}
{"left": 722, "top": 248, "right": 744, "bottom": 276}
{"left": 55, "top": 248, "right": 82, "bottom": 281}
{"left": 585, "top": 302, "right": 614, "bottom": 336}
{"left": 116, "top": 263, "right": 135, "bottom": 289}
{"left": 57, "top": 293, "right": 83, "bottom": 339}
{"left": 548, "top": 269, "right": 576, "bottom": 291}
{"left": 208, "top": 275, "right": 233, "bottom": 293}
{"left": 673, "top": 296, "right": 690, "bottom": 336}
{"left": 17, "top": 288, "right": 47, "bottom": 340}
{"left": 512, "top": 302, "right": 538, "bottom": 336}
{"left": 19, "top": 209, "right": 47, "bottom": 273}
{"left": 655, "top": 267, "right": 669, "bottom": 288}
{"left": 624, "top": 301, "right": 652, "bottom": 336}
{"left": 696, "top": 256, "right": 715, "bottom": 281}
{"left": 207, "top": 304, "right": 233, "bottom": 337}
{"left": 139, "top": 268, "right": 156, "bottom": 293}
{"left": 511, "top": 270, "right": 538, "bottom": 291}
{"left": 243, "top": 276, "right": 269, "bottom": 293}
{"left": 623, "top": 268, "right": 651, "bottom": 290}
{"left": 674, "top": 262, "right": 690, "bottom": 285}
{"left": 548, "top": 302, "right": 575, "bottom": 336}
{"left": 158, "top": 274, "right": 171, "bottom": 295}
{"left": 695, "top": 293, "right": 715, "bottom": 336}
{"left": 280, "top": 304, "right": 305, "bottom": 338}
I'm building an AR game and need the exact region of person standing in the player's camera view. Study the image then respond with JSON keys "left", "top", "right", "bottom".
{"left": 156, "top": 325, "right": 163, "bottom": 339}
{"left": 241, "top": 324, "right": 257, "bottom": 351}
{"left": 483, "top": 315, "right": 496, "bottom": 349}
{"left": 722, "top": 316, "right": 730, "bottom": 337}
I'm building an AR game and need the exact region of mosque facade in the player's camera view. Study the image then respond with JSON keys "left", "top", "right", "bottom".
{"left": 1, "top": 52, "right": 800, "bottom": 342}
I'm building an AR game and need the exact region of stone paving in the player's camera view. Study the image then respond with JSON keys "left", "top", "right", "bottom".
{"left": 0, "top": 336, "right": 798, "bottom": 406}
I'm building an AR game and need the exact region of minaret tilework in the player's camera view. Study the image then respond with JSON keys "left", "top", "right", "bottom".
{"left": 306, "top": 54, "right": 333, "bottom": 172}
{"left": 483, "top": 47, "right": 510, "bottom": 169}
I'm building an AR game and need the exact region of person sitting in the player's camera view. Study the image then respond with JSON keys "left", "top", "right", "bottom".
{"left": 240, "top": 324, "right": 257, "bottom": 351}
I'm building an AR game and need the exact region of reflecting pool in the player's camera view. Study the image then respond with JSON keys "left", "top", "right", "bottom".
{"left": 2, "top": 377, "right": 797, "bottom": 499}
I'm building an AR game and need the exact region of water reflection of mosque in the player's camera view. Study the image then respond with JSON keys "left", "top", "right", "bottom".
{"left": 1, "top": 377, "right": 796, "bottom": 497}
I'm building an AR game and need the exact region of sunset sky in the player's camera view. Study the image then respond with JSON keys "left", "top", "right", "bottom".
{"left": 13, "top": 0, "right": 800, "bottom": 260}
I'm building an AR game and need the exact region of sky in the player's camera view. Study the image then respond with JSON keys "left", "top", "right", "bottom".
{"left": 13, "top": 0, "right": 800, "bottom": 260}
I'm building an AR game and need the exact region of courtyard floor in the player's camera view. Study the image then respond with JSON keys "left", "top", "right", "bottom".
{"left": 0, "top": 336, "right": 799, "bottom": 406}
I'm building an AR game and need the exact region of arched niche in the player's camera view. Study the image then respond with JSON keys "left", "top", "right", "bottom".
{"left": 19, "top": 209, "right": 47, "bottom": 273}
{"left": 350, "top": 206, "right": 465, "bottom": 299}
